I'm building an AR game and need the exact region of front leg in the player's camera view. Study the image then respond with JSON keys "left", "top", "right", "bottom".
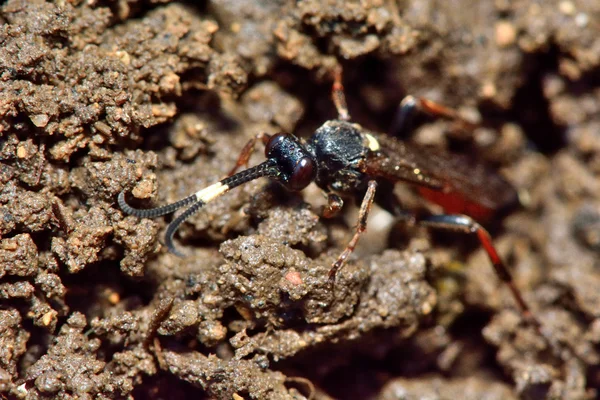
{"left": 328, "top": 180, "right": 378, "bottom": 285}
{"left": 228, "top": 132, "right": 271, "bottom": 176}
{"left": 321, "top": 192, "right": 344, "bottom": 219}
{"left": 331, "top": 64, "right": 350, "bottom": 121}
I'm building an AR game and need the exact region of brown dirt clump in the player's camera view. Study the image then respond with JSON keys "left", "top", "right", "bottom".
{"left": 1, "top": 0, "right": 600, "bottom": 399}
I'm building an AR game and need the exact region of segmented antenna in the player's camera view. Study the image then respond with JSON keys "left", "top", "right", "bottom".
{"left": 118, "top": 192, "right": 197, "bottom": 219}
{"left": 119, "top": 159, "right": 279, "bottom": 256}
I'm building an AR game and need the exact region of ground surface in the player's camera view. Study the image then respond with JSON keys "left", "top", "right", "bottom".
{"left": 1, "top": 0, "right": 600, "bottom": 399}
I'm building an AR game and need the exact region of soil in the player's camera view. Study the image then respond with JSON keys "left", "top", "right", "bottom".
{"left": 1, "top": 0, "right": 600, "bottom": 399}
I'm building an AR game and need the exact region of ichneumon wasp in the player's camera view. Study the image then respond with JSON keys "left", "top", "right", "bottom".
{"left": 119, "top": 66, "right": 546, "bottom": 341}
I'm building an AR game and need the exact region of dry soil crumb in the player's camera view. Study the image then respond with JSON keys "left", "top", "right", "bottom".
{"left": 1, "top": 0, "right": 600, "bottom": 399}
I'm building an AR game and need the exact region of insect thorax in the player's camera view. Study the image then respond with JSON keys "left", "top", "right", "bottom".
{"left": 306, "top": 120, "right": 370, "bottom": 193}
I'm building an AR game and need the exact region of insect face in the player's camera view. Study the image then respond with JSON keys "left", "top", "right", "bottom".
{"left": 265, "top": 133, "right": 317, "bottom": 191}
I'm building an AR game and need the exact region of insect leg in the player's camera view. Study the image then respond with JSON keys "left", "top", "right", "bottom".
{"left": 328, "top": 180, "right": 377, "bottom": 284}
{"left": 331, "top": 65, "right": 350, "bottom": 121}
{"left": 390, "top": 95, "right": 478, "bottom": 138}
{"left": 228, "top": 132, "right": 271, "bottom": 176}
{"left": 321, "top": 192, "right": 344, "bottom": 219}
{"left": 414, "top": 213, "right": 542, "bottom": 332}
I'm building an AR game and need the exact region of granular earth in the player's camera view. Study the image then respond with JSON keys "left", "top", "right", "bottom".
{"left": 1, "top": 0, "right": 600, "bottom": 399}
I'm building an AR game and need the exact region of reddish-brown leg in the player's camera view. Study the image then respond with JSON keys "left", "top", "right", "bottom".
{"left": 331, "top": 65, "right": 350, "bottom": 121}
{"left": 414, "top": 214, "right": 544, "bottom": 335}
{"left": 328, "top": 180, "right": 377, "bottom": 285}
{"left": 391, "top": 95, "right": 479, "bottom": 138}
{"left": 321, "top": 192, "right": 344, "bottom": 219}
{"left": 228, "top": 132, "right": 271, "bottom": 176}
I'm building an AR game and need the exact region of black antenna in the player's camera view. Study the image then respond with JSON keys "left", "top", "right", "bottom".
{"left": 119, "top": 159, "right": 279, "bottom": 256}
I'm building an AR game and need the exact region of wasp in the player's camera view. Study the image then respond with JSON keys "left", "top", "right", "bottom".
{"left": 119, "top": 66, "right": 542, "bottom": 335}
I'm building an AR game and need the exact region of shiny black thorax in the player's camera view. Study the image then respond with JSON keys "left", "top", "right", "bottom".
{"left": 305, "top": 120, "right": 370, "bottom": 194}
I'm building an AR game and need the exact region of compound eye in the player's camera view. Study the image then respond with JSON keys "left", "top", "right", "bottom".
{"left": 265, "top": 133, "right": 287, "bottom": 158}
{"left": 289, "top": 157, "right": 316, "bottom": 191}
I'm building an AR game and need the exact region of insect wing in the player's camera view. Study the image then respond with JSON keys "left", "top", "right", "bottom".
{"left": 365, "top": 133, "right": 518, "bottom": 220}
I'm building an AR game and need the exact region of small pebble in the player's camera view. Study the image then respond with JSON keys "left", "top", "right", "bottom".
{"left": 495, "top": 21, "right": 516, "bottom": 47}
